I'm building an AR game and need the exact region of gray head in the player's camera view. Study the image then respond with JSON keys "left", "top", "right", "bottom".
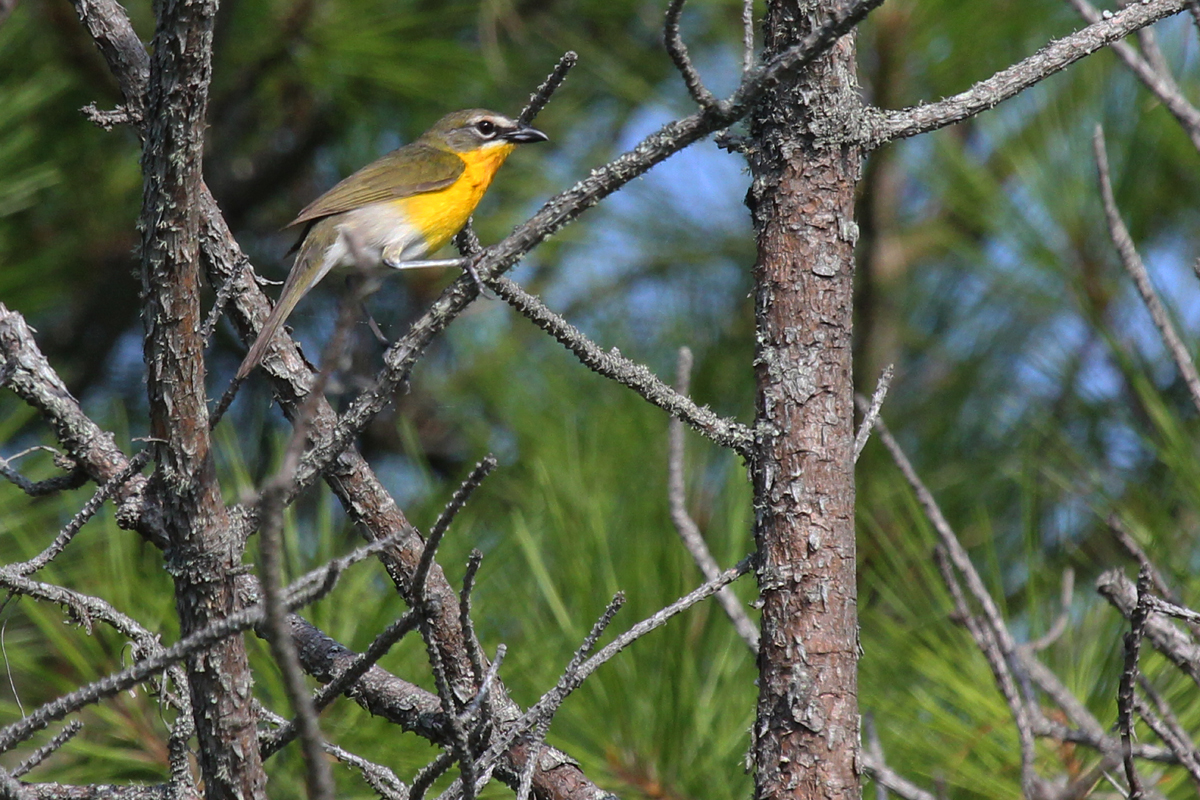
{"left": 419, "top": 109, "right": 549, "bottom": 153}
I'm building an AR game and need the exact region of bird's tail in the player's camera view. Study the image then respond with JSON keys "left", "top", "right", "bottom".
{"left": 234, "top": 236, "right": 329, "bottom": 381}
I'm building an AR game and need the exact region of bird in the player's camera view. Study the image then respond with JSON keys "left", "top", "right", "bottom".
{"left": 234, "top": 108, "right": 548, "bottom": 381}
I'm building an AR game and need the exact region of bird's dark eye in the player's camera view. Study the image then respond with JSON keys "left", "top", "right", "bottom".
{"left": 475, "top": 119, "right": 497, "bottom": 137}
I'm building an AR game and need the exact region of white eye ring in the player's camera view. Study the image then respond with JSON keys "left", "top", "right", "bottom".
{"left": 475, "top": 119, "right": 498, "bottom": 138}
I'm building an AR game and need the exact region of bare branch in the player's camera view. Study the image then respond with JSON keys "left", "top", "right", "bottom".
{"left": 491, "top": 278, "right": 754, "bottom": 456}
{"left": 466, "top": 559, "right": 751, "bottom": 796}
{"left": 258, "top": 706, "right": 409, "bottom": 800}
{"left": 13, "top": 450, "right": 151, "bottom": 578}
{"left": 864, "top": 0, "right": 1190, "bottom": 146}
{"left": 0, "top": 304, "right": 164, "bottom": 546}
{"left": 459, "top": 550, "right": 485, "bottom": 688}
{"left": 518, "top": 52, "right": 578, "bottom": 128}
{"left": 0, "top": 454, "right": 85, "bottom": 497}
{"left": 853, "top": 364, "right": 894, "bottom": 462}
{"left": 1134, "top": 681, "right": 1200, "bottom": 787}
{"left": 741, "top": 0, "right": 754, "bottom": 74}
{"left": 1118, "top": 568, "right": 1153, "bottom": 799}
{"left": 0, "top": 523, "right": 383, "bottom": 756}
{"left": 861, "top": 715, "right": 936, "bottom": 800}
{"left": 1097, "top": 570, "right": 1200, "bottom": 687}
{"left": 10, "top": 722, "right": 83, "bottom": 779}
{"left": 664, "top": 0, "right": 719, "bottom": 108}
{"left": 1029, "top": 568, "right": 1074, "bottom": 652}
{"left": 667, "top": 347, "right": 758, "bottom": 653}
{"left": 1094, "top": 125, "right": 1200, "bottom": 416}
{"left": 1066, "top": 0, "right": 1200, "bottom": 152}
{"left": 411, "top": 753, "right": 454, "bottom": 800}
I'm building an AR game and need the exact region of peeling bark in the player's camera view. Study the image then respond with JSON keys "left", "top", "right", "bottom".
{"left": 747, "top": 1, "right": 862, "bottom": 797}
{"left": 138, "top": 0, "right": 265, "bottom": 795}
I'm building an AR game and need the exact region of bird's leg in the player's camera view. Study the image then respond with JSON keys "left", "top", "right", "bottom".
{"left": 381, "top": 257, "right": 469, "bottom": 270}
{"left": 381, "top": 254, "right": 494, "bottom": 298}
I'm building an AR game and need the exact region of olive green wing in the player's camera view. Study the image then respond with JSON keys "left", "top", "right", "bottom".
{"left": 286, "top": 143, "right": 464, "bottom": 228}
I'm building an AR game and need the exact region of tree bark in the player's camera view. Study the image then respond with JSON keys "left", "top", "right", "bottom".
{"left": 139, "top": 0, "right": 266, "bottom": 795}
{"left": 748, "top": 1, "right": 862, "bottom": 797}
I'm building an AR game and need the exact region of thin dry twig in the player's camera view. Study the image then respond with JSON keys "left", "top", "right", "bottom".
{"left": 462, "top": 558, "right": 752, "bottom": 798}
{"left": 1066, "top": 0, "right": 1200, "bottom": 152}
{"left": 490, "top": 277, "right": 754, "bottom": 456}
{"left": 259, "top": 611, "right": 419, "bottom": 759}
{"left": 1134, "top": 681, "right": 1200, "bottom": 787}
{"left": 258, "top": 706, "right": 409, "bottom": 800}
{"left": 1029, "top": 568, "right": 1075, "bottom": 652}
{"left": 0, "top": 458, "right": 85, "bottom": 497}
{"left": 1098, "top": 570, "right": 1200, "bottom": 688}
{"left": 853, "top": 364, "right": 894, "bottom": 462}
{"left": 664, "top": 0, "right": 719, "bottom": 108}
{"left": 1119, "top": 568, "right": 1153, "bottom": 799}
{"left": 1094, "top": 125, "right": 1200, "bottom": 416}
{"left": 741, "top": 0, "right": 754, "bottom": 73}
{"left": 861, "top": 714, "right": 936, "bottom": 800}
{"left": 518, "top": 52, "right": 578, "bottom": 128}
{"left": 459, "top": 550, "right": 486, "bottom": 688}
{"left": 0, "top": 519, "right": 392, "bottom": 756}
{"left": 864, "top": 0, "right": 1192, "bottom": 146}
{"left": 10, "top": 721, "right": 83, "bottom": 778}
{"left": 667, "top": 347, "right": 758, "bottom": 653}
{"left": 14, "top": 450, "right": 151, "bottom": 578}
{"left": 411, "top": 752, "right": 454, "bottom": 800}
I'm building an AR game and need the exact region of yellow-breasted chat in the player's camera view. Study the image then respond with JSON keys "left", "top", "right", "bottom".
{"left": 235, "top": 108, "right": 548, "bottom": 381}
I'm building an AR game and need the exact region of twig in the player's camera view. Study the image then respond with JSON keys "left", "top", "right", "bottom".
{"left": 1066, "top": 0, "right": 1200, "bottom": 152}
{"left": 10, "top": 721, "right": 83, "bottom": 778}
{"left": 410, "top": 458, "right": 497, "bottom": 800}
{"left": 464, "top": 559, "right": 751, "bottom": 797}
{"left": 491, "top": 277, "right": 754, "bottom": 456}
{"left": 259, "top": 611, "right": 419, "bottom": 758}
{"left": 933, "top": 549, "right": 1041, "bottom": 798}
{"left": 664, "top": 0, "right": 719, "bottom": 108}
{"left": 0, "top": 523, "right": 376, "bottom": 755}
{"left": 411, "top": 752, "right": 454, "bottom": 800}
{"left": 667, "top": 347, "right": 758, "bottom": 653}
{"left": 415, "top": 457, "right": 497, "bottom": 600}
{"left": 518, "top": 52, "right": 578, "bottom": 128}
{"left": 853, "top": 364, "right": 894, "bottom": 462}
{"left": 0, "top": 304, "right": 165, "bottom": 547}
{"left": 200, "top": 258, "right": 246, "bottom": 344}
{"left": 1094, "top": 125, "right": 1200, "bottom": 416}
{"left": 1118, "top": 568, "right": 1152, "bottom": 799}
{"left": 254, "top": 270, "right": 372, "bottom": 799}
{"left": 1097, "top": 570, "right": 1200, "bottom": 687}
{"left": 1029, "top": 568, "right": 1074, "bottom": 652}
{"left": 1135, "top": 680, "right": 1200, "bottom": 787}
{"left": 14, "top": 450, "right": 151, "bottom": 577}
{"left": 0, "top": 460, "right": 85, "bottom": 497}
{"left": 459, "top": 550, "right": 485, "bottom": 688}
{"left": 861, "top": 714, "right": 935, "bottom": 800}
{"left": 864, "top": 0, "right": 1192, "bottom": 146}
{"left": 741, "top": 0, "right": 754, "bottom": 74}
{"left": 258, "top": 706, "right": 409, "bottom": 800}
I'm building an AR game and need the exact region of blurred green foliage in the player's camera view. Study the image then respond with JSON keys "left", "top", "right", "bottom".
{"left": 6, "top": 0, "right": 1200, "bottom": 796}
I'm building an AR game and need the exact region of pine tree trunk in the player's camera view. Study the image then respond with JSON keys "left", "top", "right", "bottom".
{"left": 747, "top": 2, "right": 862, "bottom": 797}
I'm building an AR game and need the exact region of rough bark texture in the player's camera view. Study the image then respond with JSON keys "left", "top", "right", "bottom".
{"left": 747, "top": 1, "right": 862, "bottom": 797}
{"left": 138, "top": 0, "right": 265, "bottom": 795}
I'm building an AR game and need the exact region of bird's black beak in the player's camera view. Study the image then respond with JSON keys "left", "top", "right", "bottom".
{"left": 505, "top": 126, "right": 549, "bottom": 144}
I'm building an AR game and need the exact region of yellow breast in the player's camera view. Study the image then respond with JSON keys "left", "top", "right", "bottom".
{"left": 393, "top": 142, "right": 516, "bottom": 253}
